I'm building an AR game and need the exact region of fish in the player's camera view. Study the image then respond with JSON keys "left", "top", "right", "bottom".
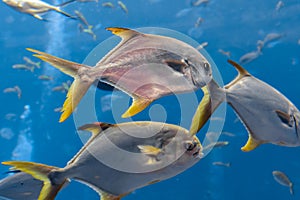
{"left": 3, "top": 121, "right": 203, "bottom": 200}
{"left": 212, "top": 162, "right": 231, "bottom": 167}
{"left": 74, "top": 10, "right": 90, "bottom": 27}
{"left": 263, "top": 33, "right": 283, "bottom": 47}
{"left": 191, "top": 0, "right": 209, "bottom": 7}
{"left": 190, "top": 59, "right": 300, "bottom": 152}
{"left": 3, "top": 86, "right": 22, "bottom": 99}
{"left": 102, "top": 2, "right": 114, "bottom": 8}
{"left": 23, "top": 56, "right": 40, "bottom": 68}
{"left": 202, "top": 141, "right": 229, "bottom": 151}
{"left": 275, "top": 1, "right": 284, "bottom": 12}
{"left": 54, "top": 107, "right": 62, "bottom": 112}
{"left": 117, "top": 1, "right": 128, "bottom": 14}
{"left": 79, "top": 24, "right": 97, "bottom": 40}
{"left": 52, "top": 81, "right": 71, "bottom": 93}
{"left": 27, "top": 27, "right": 212, "bottom": 122}
{"left": 2, "top": 0, "right": 76, "bottom": 20}
{"left": 239, "top": 50, "right": 260, "bottom": 65}
{"left": 0, "top": 172, "right": 44, "bottom": 200}
{"left": 272, "top": 170, "right": 293, "bottom": 195}
{"left": 38, "top": 75, "right": 53, "bottom": 80}
{"left": 218, "top": 49, "right": 231, "bottom": 57}
{"left": 12, "top": 64, "right": 34, "bottom": 72}
{"left": 194, "top": 17, "right": 204, "bottom": 28}
{"left": 196, "top": 41, "right": 208, "bottom": 50}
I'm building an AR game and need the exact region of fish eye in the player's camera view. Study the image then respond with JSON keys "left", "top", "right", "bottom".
{"left": 204, "top": 62, "right": 210, "bottom": 70}
{"left": 182, "top": 58, "right": 190, "bottom": 66}
{"left": 185, "top": 141, "right": 195, "bottom": 151}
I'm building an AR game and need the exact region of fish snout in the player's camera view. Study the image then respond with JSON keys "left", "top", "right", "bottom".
{"left": 184, "top": 140, "right": 203, "bottom": 158}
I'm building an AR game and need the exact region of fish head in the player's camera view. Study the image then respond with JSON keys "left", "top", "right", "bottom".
{"left": 2, "top": 0, "right": 18, "bottom": 7}
{"left": 187, "top": 56, "right": 212, "bottom": 88}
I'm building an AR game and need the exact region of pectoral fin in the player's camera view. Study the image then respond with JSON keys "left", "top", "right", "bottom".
{"left": 122, "top": 97, "right": 152, "bottom": 118}
{"left": 138, "top": 145, "right": 162, "bottom": 157}
{"left": 241, "top": 135, "right": 262, "bottom": 152}
{"left": 275, "top": 110, "right": 293, "bottom": 127}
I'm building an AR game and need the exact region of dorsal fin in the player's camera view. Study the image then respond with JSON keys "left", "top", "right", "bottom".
{"left": 106, "top": 27, "right": 141, "bottom": 41}
{"left": 225, "top": 59, "right": 251, "bottom": 89}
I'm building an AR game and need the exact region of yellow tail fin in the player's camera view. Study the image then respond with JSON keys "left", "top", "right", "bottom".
{"left": 121, "top": 97, "right": 152, "bottom": 118}
{"left": 2, "top": 161, "right": 68, "bottom": 200}
{"left": 26, "top": 48, "right": 94, "bottom": 122}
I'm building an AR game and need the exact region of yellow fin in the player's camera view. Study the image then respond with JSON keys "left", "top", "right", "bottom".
{"left": 241, "top": 135, "right": 262, "bottom": 152}
{"left": 189, "top": 85, "right": 211, "bottom": 136}
{"left": 59, "top": 77, "right": 93, "bottom": 122}
{"left": 2, "top": 161, "right": 67, "bottom": 200}
{"left": 106, "top": 27, "right": 141, "bottom": 41}
{"left": 138, "top": 145, "right": 162, "bottom": 156}
{"left": 100, "top": 191, "right": 122, "bottom": 200}
{"left": 121, "top": 98, "right": 152, "bottom": 118}
{"left": 78, "top": 122, "right": 114, "bottom": 136}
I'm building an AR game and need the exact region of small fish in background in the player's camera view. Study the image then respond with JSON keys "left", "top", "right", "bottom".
{"left": 76, "top": 0, "right": 98, "bottom": 3}
{"left": 12, "top": 64, "right": 35, "bottom": 72}
{"left": 221, "top": 131, "right": 236, "bottom": 137}
{"left": 272, "top": 170, "right": 293, "bottom": 195}
{"left": 38, "top": 75, "right": 53, "bottom": 81}
{"left": 0, "top": 127, "right": 14, "bottom": 140}
{"left": 52, "top": 81, "right": 71, "bottom": 93}
{"left": 23, "top": 56, "right": 41, "bottom": 69}
{"left": 4, "top": 113, "right": 17, "bottom": 121}
{"left": 118, "top": 1, "right": 128, "bottom": 14}
{"left": 212, "top": 162, "right": 231, "bottom": 167}
{"left": 202, "top": 141, "right": 229, "bottom": 151}
{"left": 239, "top": 50, "right": 260, "bottom": 65}
{"left": 196, "top": 41, "right": 208, "bottom": 50}
{"left": 54, "top": 107, "right": 62, "bottom": 112}
{"left": 256, "top": 40, "right": 264, "bottom": 52}
{"left": 218, "top": 49, "right": 231, "bottom": 58}
{"left": 3, "top": 86, "right": 22, "bottom": 99}
{"left": 79, "top": 24, "right": 97, "bottom": 40}
{"left": 2, "top": 0, "right": 76, "bottom": 21}
{"left": 263, "top": 33, "right": 283, "bottom": 47}
{"left": 102, "top": 1, "right": 114, "bottom": 8}
{"left": 191, "top": 0, "right": 209, "bottom": 7}
{"left": 194, "top": 17, "right": 204, "bottom": 28}
{"left": 275, "top": 1, "right": 284, "bottom": 12}
{"left": 75, "top": 10, "right": 90, "bottom": 27}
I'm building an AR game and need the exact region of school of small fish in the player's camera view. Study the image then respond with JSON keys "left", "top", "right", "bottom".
{"left": 1, "top": 0, "right": 299, "bottom": 199}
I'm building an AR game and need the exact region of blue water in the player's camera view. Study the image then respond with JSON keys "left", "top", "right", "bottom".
{"left": 1, "top": 0, "right": 300, "bottom": 199}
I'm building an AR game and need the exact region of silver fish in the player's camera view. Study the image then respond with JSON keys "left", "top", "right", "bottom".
{"left": 2, "top": 0, "right": 75, "bottom": 20}
{"left": 3, "top": 121, "right": 202, "bottom": 200}
{"left": 239, "top": 50, "right": 260, "bottom": 65}
{"left": 272, "top": 170, "right": 293, "bottom": 195}
{"left": 27, "top": 27, "right": 212, "bottom": 122}
{"left": 0, "top": 172, "right": 43, "bottom": 200}
{"left": 190, "top": 59, "right": 300, "bottom": 151}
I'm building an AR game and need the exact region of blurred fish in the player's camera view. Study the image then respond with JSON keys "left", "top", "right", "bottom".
{"left": 52, "top": 81, "right": 71, "bottom": 93}
{"left": 190, "top": 60, "right": 300, "bottom": 152}
{"left": 175, "top": 8, "right": 192, "bottom": 18}
{"left": 2, "top": 0, "right": 76, "bottom": 21}
{"left": 0, "top": 172, "right": 43, "bottom": 200}
{"left": 79, "top": 24, "right": 96, "bottom": 40}
{"left": 239, "top": 50, "right": 260, "bottom": 65}
{"left": 202, "top": 141, "right": 229, "bottom": 151}
{"left": 0, "top": 127, "right": 14, "bottom": 140}
{"left": 4, "top": 113, "right": 17, "bottom": 121}
{"left": 38, "top": 75, "right": 53, "bottom": 80}
{"left": 221, "top": 131, "right": 235, "bottom": 137}
{"left": 191, "top": 0, "right": 209, "bottom": 7}
{"left": 212, "top": 162, "right": 230, "bottom": 167}
{"left": 76, "top": 0, "right": 98, "bottom": 2}
{"left": 256, "top": 40, "right": 264, "bottom": 52}
{"left": 118, "top": 1, "right": 128, "bottom": 14}
{"left": 272, "top": 170, "right": 293, "bottom": 195}
{"left": 54, "top": 107, "right": 62, "bottom": 112}
{"left": 263, "top": 33, "right": 283, "bottom": 46}
{"left": 102, "top": 1, "right": 114, "bottom": 8}
{"left": 23, "top": 56, "right": 41, "bottom": 68}
{"left": 12, "top": 64, "right": 34, "bottom": 72}
{"left": 27, "top": 27, "right": 212, "bottom": 122}
{"left": 74, "top": 10, "right": 89, "bottom": 26}
{"left": 196, "top": 41, "right": 208, "bottom": 50}
{"left": 194, "top": 17, "right": 204, "bottom": 28}
{"left": 3, "top": 121, "right": 203, "bottom": 200}
{"left": 3, "top": 86, "right": 21, "bottom": 99}
{"left": 275, "top": 1, "right": 284, "bottom": 12}
{"left": 218, "top": 49, "right": 231, "bottom": 57}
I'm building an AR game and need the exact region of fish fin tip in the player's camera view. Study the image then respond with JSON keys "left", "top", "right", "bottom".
{"left": 122, "top": 98, "right": 152, "bottom": 118}
{"left": 100, "top": 191, "right": 122, "bottom": 200}
{"left": 241, "top": 135, "right": 261, "bottom": 152}
{"left": 227, "top": 59, "right": 250, "bottom": 77}
{"left": 78, "top": 122, "right": 114, "bottom": 136}
{"left": 106, "top": 27, "right": 140, "bottom": 41}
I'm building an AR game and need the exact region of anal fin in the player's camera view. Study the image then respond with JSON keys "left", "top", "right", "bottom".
{"left": 121, "top": 97, "right": 152, "bottom": 118}
{"left": 241, "top": 135, "right": 262, "bottom": 152}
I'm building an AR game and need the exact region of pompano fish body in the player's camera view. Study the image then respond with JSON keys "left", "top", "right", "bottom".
{"left": 3, "top": 0, "right": 75, "bottom": 20}
{"left": 3, "top": 121, "right": 202, "bottom": 199}
{"left": 0, "top": 172, "right": 43, "bottom": 200}
{"left": 190, "top": 60, "right": 300, "bottom": 151}
{"left": 27, "top": 27, "right": 212, "bottom": 122}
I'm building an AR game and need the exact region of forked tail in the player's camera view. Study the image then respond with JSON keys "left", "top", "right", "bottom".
{"left": 2, "top": 161, "right": 68, "bottom": 200}
{"left": 27, "top": 48, "right": 94, "bottom": 122}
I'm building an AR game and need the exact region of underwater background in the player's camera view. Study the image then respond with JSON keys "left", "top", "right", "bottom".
{"left": 1, "top": 0, "right": 300, "bottom": 199}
